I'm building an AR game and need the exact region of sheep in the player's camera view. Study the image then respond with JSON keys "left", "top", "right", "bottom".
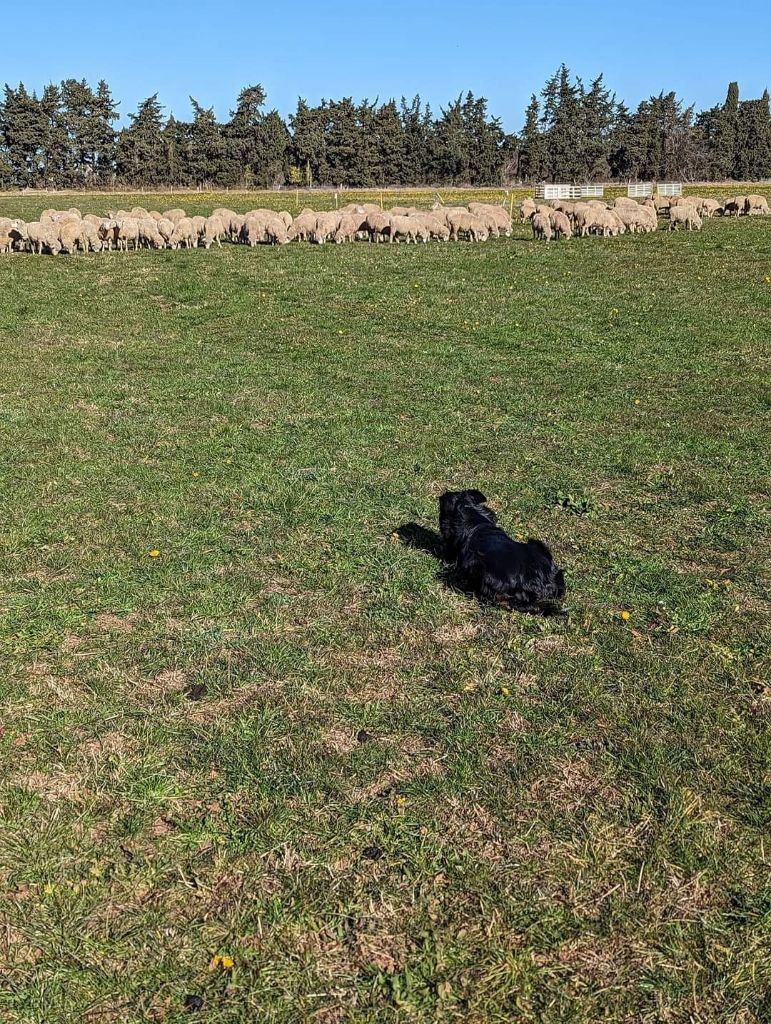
{"left": 156, "top": 218, "right": 175, "bottom": 245}
{"left": 310, "top": 211, "right": 341, "bottom": 244}
{"left": 241, "top": 214, "right": 267, "bottom": 246}
{"left": 0, "top": 217, "right": 14, "bottom": 253}
{"left": 116, "top": 217, "right": 141, "bottom": 251}
{"left": 203, "top": 215, "right": 225, "bottom": 249}
{"left": 389, "top": 214, "right": 430, "bottom": 243}
{"left": 550, "top": 210, "right": 573, "bottom": 239}
{"left": 531, "top": 212, "right": 553, "bottom": 241}
{"left": 746, "top": 194, "right": 770, "bottom": 216}
{"left": 571, "top": 203, "right": 591, "bottom": 236}
{"left": 169, "top": 217, "right": 197, "bottom": 249}
{"left": 364, "top": 210, "right": 391, "bottom": 243}
{"left": 80, "top": 219, "right": 104, "bottom": 252}
{"left": 699, "top": 198, "right": 722, "bottom": 218}
{"left": 264, "top": 215, "right": 289, "bottom": 245}
{"left": 278, "top": 211, "right": 293, "bottom": 229}
{"left": 587, "top": 209, "right": 619, "bottom": 237}
{"left": 446, "top": 210, "right": 487, "bottom": 241}
{"left": 9, "top": 219, "right": 28, "bottom": 250}
{"left": 669, "top": 205, "right": 702, "bottom": 231}
{"left": 420, "top": 213, "right": 451, "bottom": 241}
{"left": 163, "top": 208, "right": 187, "bottom": 225}
{"left": 130, "top": 206, "right": 150, "bottom": 219}
{"left": 99, "top": 220, "right": 119, "bottom": 251}
{"left": 652, "top": 195, "right": 671, "bottom": 214}
{"left": 520, "top": 198, "right": 537, "bottom": 222}
{"left": 138, "top": 218, "right": 165, "bottom": 249}
{"left": 723, "top": 196, "right": 747, "bottom": 217}
{"left": 466, "top": 207, "right": 500, "bottom": 238}
{"left": 58, "top": 220, "right": 86, "bottom": 254}
{"left": 191, "top": 216, "right": 207, "bottom": 241}
{"left": 333, "top": 214, "right": 362, "bottom": 244}
{"left": 25, "top": 220, "right": 60, "bottom": 254}
{"left": 287, "top": 209, "right": 317, "bottom": 242}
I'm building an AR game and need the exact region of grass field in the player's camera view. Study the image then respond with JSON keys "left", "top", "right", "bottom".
{"left": 1, "top": 194, "right": 770, "bottom": 1023}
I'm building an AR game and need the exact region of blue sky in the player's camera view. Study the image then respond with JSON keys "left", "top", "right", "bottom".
{"left": 2, "top": 0, "right": 769, "bottom": 131}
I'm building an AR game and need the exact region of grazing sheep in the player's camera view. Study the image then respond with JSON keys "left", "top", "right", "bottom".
{"left": 390, "top": 214, "right": 430, "bottom": 243}
{"left": 531, "top": 212, "right": 553, "bottom": 241}
{"left": 466, "top": 207, "right": 500, "bottom": 238}
{"left": 746, "top": 194, "right": 770, "bottom": 216}
{"left": 699, "top": 198, "right": 722, "bottom": 218}
{"left": 723, "top": 196, "right": 747, "bottom": 217}
{"left": 169, "top": 217, "right": 197, "bottom": 249}
{"left": 203, "top": 215, "right": 225, "bottom": 249}
{"left": 420, "top": 213, "right": 451, "bottom": 241}
{"left": 191, "top": 216, "right": 207, "bottom": 241}
{"left": 25, "top": 221, "right": 60, "bottom": 254}
{"left": 156, "top": 218, "right": 175, "bottom": 245}
{"left": 278, "top": 211, "right": 293, "bottom": 229}
{"left": 446, "top": 210, "right": 487, "bottom": 241}
{"left": 264, "top": 215, "right": 289, "bottom": 245}
{"left": 80, "top": 219, "right": 104, "bottom": 252}
{"left": 58, "top": 220, "right": 86, "bottom": 254}
{"left": 163, "top": 208, "right": 187, "bottom": 225}
{"left": 287, "top": 209, "right": 318, "bottom": 242}
{"left": 669, "top": 206, "right": 702, "bottom": 231}
{"left": 139, "top": 218, "right": 165, "bottom": 249}
{"left": 333, "top": 214, "right": 362, "bottom": 244}
{"left": 364, "top": 210, "right": 391, "bottom": 243}
{"left": 550, "top": 210, "right": 572, "bottom": 239}
{"left": 520, "top": 198, "right": 537, "bottom": 222}
{"left": 130, "top": 206, "right": 150, "bottom": 219}
{"left": 9, "top": 219, "right": 27, "bottom": 250}
{"left": 310, "top": 211, "right": 341, "bottom": 244}
{"left": 116, "top": 217, "right": 141, "bottom": 251}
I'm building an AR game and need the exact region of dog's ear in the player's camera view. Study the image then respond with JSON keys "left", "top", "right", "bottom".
{"left": 466, "top": 489, "right": 487, "bottom": 506}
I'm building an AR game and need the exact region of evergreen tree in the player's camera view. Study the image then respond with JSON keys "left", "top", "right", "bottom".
{"left": 117, "top": 94, "right": 166, "bottom": 184}
{"left": 185, "top": 99, "right": 226, "bottom": 186}
{"left": 734, "top": 89, "right": 771, "bottom": 180}
{"left": 399, "top": 96, "right": 429, "bottom": 184}
{"left": 518, "top": 94, "right": 546, "bottom": 181}
{"left": 373, "top": 99, "right": 407, "bottom": 184}
{"left": 290, "top": 98, "right": 327, "bottom": 185}
{"left": 59, "top": 78, "right": 118, "bottom": 183}
{"left": 0, "top": 83, "right": 46, "bottom": 185}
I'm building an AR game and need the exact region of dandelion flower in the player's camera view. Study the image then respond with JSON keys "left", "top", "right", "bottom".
{"left": 149, "top": 550, "right": 160, "bottom": 558}
{"left": 500, "top": 685, "right": 510, "bottom": 696}
{"left": 634, "top": 399, "right": 641, "bottom": 406}
{"left": 192, "top": 471, "right": 200, "bottom": 478}
{"left": 620, "top": 610, "right": 631, "bottom": 621}
{"left": 209, "top": 954, "right": 234, "bottom": 972}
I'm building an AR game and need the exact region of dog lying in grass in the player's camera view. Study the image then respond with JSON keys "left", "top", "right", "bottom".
{"left": 439, "top": 489, "right": 567, "bottom": 614}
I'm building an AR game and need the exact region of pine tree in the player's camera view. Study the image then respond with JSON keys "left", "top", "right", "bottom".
{"left": 399, "top": 96, "right": 429, "bottom": 184}
{"left": 518, "top": 94, "right": 545, "bottom": 182}
{"left": 374, "top": 99, "right": 407, "bottom": 185}
{"left": 290, "top": 98, "right": 327, "bottom": 186}
{"left": 0, "top": 84, "right": 47, "bottom": 185}
{"left": 186, "top": 99, "right": 226, "bottom": 186}
{"left": 117, "top": 94, "right": 166, "bottom": 184}
{"left": 734, "top": 89, "right": 771, "bottom": 180}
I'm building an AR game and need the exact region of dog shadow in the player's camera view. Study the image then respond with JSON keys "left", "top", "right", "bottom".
{"left": 394, "top": 522, "right": 475, "bottom": 597}
{"left": 394, "top": 521, "right": 568, "bottom": 616}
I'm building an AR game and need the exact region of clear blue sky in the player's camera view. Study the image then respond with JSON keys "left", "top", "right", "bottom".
{"left": 2, "top": 0, "right": 769, "bottom": 131}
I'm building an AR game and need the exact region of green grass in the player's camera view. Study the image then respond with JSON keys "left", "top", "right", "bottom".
{"left": 1, "top": 195, "right": 770, "bottom": 1023}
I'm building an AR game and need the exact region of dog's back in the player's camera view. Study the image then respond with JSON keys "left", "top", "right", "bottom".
{"left": 439, "top": 489, "right": 566, "bottom": 612}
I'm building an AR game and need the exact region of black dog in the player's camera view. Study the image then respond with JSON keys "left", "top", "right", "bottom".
{"left": 439, "top": 489, "right": 566, "bottom": 613}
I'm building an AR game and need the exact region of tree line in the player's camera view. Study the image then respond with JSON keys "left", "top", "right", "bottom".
{"left": 1, "top": 68, "right": 769, "bottom": 189}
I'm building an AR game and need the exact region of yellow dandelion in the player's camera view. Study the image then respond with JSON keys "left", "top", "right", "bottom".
{"left": 149, "top": 550, "right": 160, "bottom": 558}
{"left": 500, "top": 685, "right": 510, "bottom": 696}
{"left": 192, "top": 471, "right": 200, "bottom": 478}
{"left": 634, "top": 399, "right": 641, "bottom": 406}
{"left": 225, "top": 458, "right": 232, "bottom": 464}
{"left": 620, "top": 610, "right": 631, "bottom": 621}
{"left": 209, "top": 954, "right": 234, "bottom": 972}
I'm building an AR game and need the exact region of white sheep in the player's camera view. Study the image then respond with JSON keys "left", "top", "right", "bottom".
{"left": 531, "top": 212, "right": 552, "bottom": 241}
{"left": 669, "top": 206, "right": 702, "bottom": 231}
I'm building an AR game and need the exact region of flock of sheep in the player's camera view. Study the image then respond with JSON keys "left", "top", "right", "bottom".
{"left": 522, "top": 192, "right": 771, "bottom": 240}
{"left": 0, "top": 201, "right": 513, "bottom": 255}
{"left": 1, "top": 192, "right": 768, "bottom": 255}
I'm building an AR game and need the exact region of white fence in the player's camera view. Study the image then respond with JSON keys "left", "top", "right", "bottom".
{"left": 535, "top": 183, "right": 605, "bottom": 200}
{"left": 628, "top": 182, "right": 653, "bottom": 198}
{"left": 656, "top": 182, "right": 683, "bottom": 196}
